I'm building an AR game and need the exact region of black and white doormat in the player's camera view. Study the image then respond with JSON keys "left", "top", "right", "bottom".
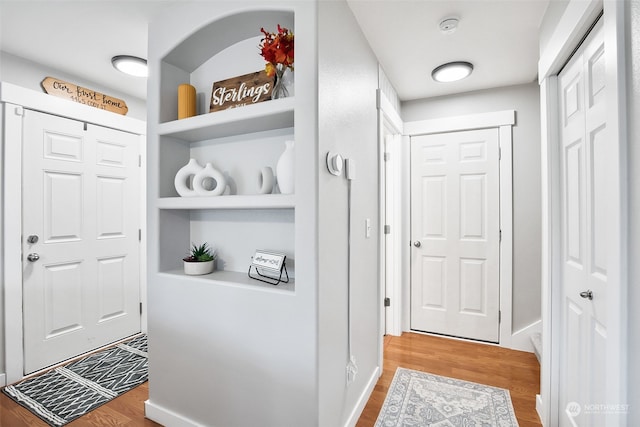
{"left": 3, "top": 334, "right": 147, "bottom": 426}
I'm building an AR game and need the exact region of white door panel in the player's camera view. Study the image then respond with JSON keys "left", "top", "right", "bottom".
{"left": 410, "top": 128, "right": 500, "bottom": 342}
{"left": 23, "top": 110, "right": 141, "bottom": 374}
{"left": 559, "top": 19, "right": 608, "bottom": 427}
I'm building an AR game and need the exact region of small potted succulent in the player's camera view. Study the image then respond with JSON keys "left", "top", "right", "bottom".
{"left": 183, "top": 242, "right": 216, "bottom": 275}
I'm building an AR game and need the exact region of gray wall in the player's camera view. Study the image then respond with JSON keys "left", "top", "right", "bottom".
{"left": 626, "top": 0, "right": 639, "bottom": 422}
{"left": 0, "top": 51, "right": 146, "bottom": 120}
{"left": 318, "top": 1, "right": 381, "bottom": 425}
{"left": 402, "top": 82, "right": 542, "bottom": 333}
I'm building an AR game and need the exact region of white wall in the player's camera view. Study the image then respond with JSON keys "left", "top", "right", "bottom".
{"left": 318, "top": 1, "right": 381, "bottom": 425}
{"left": 0, "top": 51, "right": 146, "bottom": 120}
{"left": 626, "top": 0, "right": 639, "bottom": 422}
{"left": 401, "top": 83, "right": 542, "bottom": 333}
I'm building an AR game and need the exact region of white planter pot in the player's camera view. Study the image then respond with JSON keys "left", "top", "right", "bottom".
{"left": 183, "top": 260, "right": 215, "bottom": 275}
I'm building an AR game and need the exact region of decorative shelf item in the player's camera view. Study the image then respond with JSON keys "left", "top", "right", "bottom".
{"left": 248, "top": 250, "right": 289, "bottom": 286}
{"left": 183, "top": 242, "right": 217, "bottom": 275}
{"left": 259, "top": 25, "right": 294, "bottom": 100}
{"left": 178, "top": 84, "right": 197, "bottom": 119}
{"left": 258, "top": 167, "right": 275, "bottom": 194}
{"left": 193, "top": 163, "right": 227, "bottom": 196}
{"left": 276, "top": 140, "right": 295, "bottom": 194}
{"left": 174, "top": 158, "right": 203, "bottom": 197}
{"left": 209, "top": 70, "right": 273, "bottom": 112}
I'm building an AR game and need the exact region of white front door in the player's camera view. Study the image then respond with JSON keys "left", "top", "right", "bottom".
{"left": 558, "top": 18, "right": 609, "bottom": 427}
{"left": 410, "top": 128, "right": 500, "bottom": 342}
{"left": 22, "top": 109, "right": 141, "bottom": 374}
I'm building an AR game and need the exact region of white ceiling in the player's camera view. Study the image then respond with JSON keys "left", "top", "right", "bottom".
{"left": 0, "top": 0, "right": 549, "bottom": 103}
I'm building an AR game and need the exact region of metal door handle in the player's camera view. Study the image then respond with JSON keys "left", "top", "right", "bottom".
{"left": 579, "top": 290, "right": 593, "bottom": 300}
{"left": 27, "top": 253, "right": 40, "bottom": 262}
{"left": 413, "top": 241, "right": 421, "bottom": 248}
{"left": 27, "top": 235, "right": 39, "bottom": 244}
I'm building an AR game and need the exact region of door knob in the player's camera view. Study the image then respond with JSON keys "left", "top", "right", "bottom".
{"left": 27, "top": 235, "right": 39, "bottom": 244}
{"left": 413, "top": 241, "right": 421, "bottom": 248}
{"left": 27, "top": 253, "right": 40, "bottom": 262}
{"left": 579, "top": 290, "right": 593, "bottom": 300}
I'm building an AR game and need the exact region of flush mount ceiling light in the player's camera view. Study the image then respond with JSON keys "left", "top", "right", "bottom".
{"left": 111, "top": 55, "right": 148, "bottom": 77}
{"left": 431, "top": 61, "right": 473, "bottom": 83}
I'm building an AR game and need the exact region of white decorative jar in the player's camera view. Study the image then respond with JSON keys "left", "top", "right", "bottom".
{"left": 183, "top": 260, "right": 215, "bottom": 275}
{"left": 174, "top": 158, "right": 203, "bottom": 197}
{"left": 276, "top": 140, "right": 295, "bottom": 194}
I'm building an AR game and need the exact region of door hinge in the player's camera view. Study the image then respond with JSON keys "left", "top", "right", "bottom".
{"left": 384, "top": 152, "right": 390, "bottom": 162}
{"left": 384, "top": 225, "right": 391, "bottom": 234}
{"left": 384, "top": 297, "right": 391, "bottom": 307}
{"left": 499, "top": 147, "right": 502, "bottom": 160}
{"left": 138, "top": 229, "right": 142, "bottom": 241}
{"left": 83, "top": 122, "right": 88, "bottom": 131}
{"left": 499, "top": 310, "right": 502, "bottom": 323}
{"left": 140, "top": 302, "right": 143, "bottom": 315}
{"left": 139, "top": 155, "right": 142, "bottom": 167}
{"left": 14, "top": 106, "right": 24, "bottom": 116}
{"left": 499, "top": 229, "right": 502, "bottom": 242}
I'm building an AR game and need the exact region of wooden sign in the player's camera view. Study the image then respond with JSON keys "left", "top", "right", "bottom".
{"left": 210, "top": 70, "right": 273, "bottom": 112}
{"left": 41, "top": 77, "right": 129, "bottom": 115}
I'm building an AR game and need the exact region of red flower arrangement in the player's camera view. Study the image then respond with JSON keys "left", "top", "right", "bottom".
{"left": 259, "top": 25, "right": 294, "bottom": 77}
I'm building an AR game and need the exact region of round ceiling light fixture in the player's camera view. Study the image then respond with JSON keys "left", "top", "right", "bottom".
{"left": 431, "top": 61, "right": 473, "bottom": 83}
{"left": 111, "top": 55, "right": 148, "bottom": 77}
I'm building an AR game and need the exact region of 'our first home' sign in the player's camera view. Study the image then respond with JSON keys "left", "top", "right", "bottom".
{"left": 41, "top": 77, "right": 129, "bottom": 115}
{"left": 209, "top": 70, "right": 273, "bottom": 112}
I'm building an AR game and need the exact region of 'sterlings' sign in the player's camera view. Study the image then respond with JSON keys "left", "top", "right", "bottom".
{"left": 209, "top": 70, "right": 273, "bottom": 112}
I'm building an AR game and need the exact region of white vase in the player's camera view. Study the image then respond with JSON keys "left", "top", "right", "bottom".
{"left": 258, "top": 167, "right": 274, "bottom": 194}
{"left": 174, "top": 158, "right": 203, "bottom": 197}
{"left": 183, "top": 260, "right": 215, "bottom": 275}
{"left": 276, "top": 140, "right": 295, "bottom": 194}
{"left": 193, "top": 162, "right": 226, "bottom": 196}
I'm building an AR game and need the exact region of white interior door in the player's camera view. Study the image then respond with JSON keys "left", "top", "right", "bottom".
{"left": 22, "top": 109, "right": 141, "bottom": 374}
{"left": 558, "top": 18, "right": 609, "bottom": 427}
{"left": 410, "top": 128, "right": 500, "bottom": 342}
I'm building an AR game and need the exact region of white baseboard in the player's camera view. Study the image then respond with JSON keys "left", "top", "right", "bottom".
{"left": 345, "top": 366, "right": 380, "bottom": 427}
{"left": 0, "top": 373, "right": 6, "bottom": 387}
{"left": 536, "top": 394, "right": 546, "bottom": 426}
{"left": 145, "top": 400, "right": 205, "bottom": 427}
{"left": 510, "top": 319, "right": 542, "bottom": 353}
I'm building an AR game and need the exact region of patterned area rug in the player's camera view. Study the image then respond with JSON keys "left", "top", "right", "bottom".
{"left": 376, "top": 367, "right": 519, "bottom": 427}
{"left": 3, "top": 334, "right": 147, "bottom": 427}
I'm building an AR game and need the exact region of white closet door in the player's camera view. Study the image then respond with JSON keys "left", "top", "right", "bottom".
{"left": 22, "top": 110, "right": 141, "bottom": 374}
{"left": 558, "top": 18, "right": 608, "bottom": 427}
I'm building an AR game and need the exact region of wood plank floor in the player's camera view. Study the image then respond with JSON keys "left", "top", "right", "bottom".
{"left": 1, "top": 332, "right": 540, "bottom": 426}
{"left": 357, "top": 333, "right": 542, "bottom": 427}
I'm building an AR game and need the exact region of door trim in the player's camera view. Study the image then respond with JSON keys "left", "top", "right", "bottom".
{"left": 538, "top": 1, "right": 628, "bottom": 425}
{"left": 0, "top": 83, "right": 146, "bottom": 384}
{"left": 378, "top": 88, "right": 403, "bottom": 338}
{"left": 403, "top": 110, "right": 515, "bottom": 347}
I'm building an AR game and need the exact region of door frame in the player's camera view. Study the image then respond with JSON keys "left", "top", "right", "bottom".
{"left": 0, "top": 82, "right": 147, "bottom": 385}
{"left": 377, "top": 88, "right": 403, "bottom": 337}
{"left": 404, "top": 110, "right": 514, "bottom": 346}
{"left": 537, "top": 1, "right": 628, "bottom": 425}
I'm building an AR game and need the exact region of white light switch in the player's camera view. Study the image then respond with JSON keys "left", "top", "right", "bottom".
{"left": 365, "top": 218, "right": 371, "bottom": 238}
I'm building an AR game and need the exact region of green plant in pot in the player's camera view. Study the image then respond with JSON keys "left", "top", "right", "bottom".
{"left": 183, "top": 242, "right": 216, "bottom": 275}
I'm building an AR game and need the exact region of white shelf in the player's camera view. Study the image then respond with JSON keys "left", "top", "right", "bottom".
{"left": 160, "top": 269, "right": 295, "bottom": 294}
{"left": 158, "top": 97, "right": 295, "bottom": 142}
{"left": 156, "top": 194, "right": 295, "bottom": 210}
